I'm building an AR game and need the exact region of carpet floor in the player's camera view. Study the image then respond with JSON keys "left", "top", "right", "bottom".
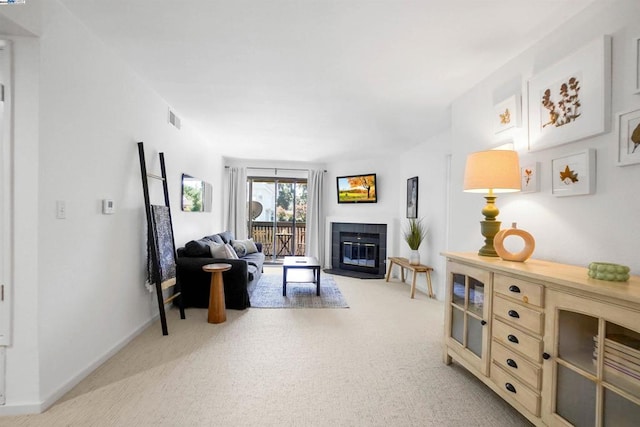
{"left": 3, "top": 267, "right": 532, "bottom": 427}
{"left": 250, "top": 271, "right": 349, "bottom": 308}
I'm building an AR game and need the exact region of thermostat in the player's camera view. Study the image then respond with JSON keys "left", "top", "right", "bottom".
{"left": 102, "top": 199, "right": 115, "bottom": 214}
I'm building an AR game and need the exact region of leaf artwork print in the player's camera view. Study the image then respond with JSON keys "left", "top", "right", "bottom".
{"left": 541, "top": 77, "right": 581, "bottom": 128}
{"left": 523, "top": 168, "right": 533, "bottom": 185}
{"left": 631, "top": 123, "right": 640, "bottom": 154}
{"left": 499, "top": 108, "right": 511, "bottom": 125}
{"left": 559, "top": 165, "right": 579, "bottom": 184}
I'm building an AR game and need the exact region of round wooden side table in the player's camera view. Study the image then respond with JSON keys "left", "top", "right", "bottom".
{"left": 202, "top": 263, "right": 232, "bottom": 324}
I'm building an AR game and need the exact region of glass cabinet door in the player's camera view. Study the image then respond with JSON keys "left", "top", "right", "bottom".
{"left": 544, "top": 290, "right": 640, "bottom": 427}
{"left": 446, "top": 262, "right": 491, "bottom": 375}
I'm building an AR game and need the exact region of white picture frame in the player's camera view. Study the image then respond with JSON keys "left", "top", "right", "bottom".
{"left": 528, "top": 36, "right": 612, "bottom": 151}
{"left": 615, "top": 108, "right": 640, "bottom": 166}
{"left": 493, "top": 94, "right": 521, "bottom": 134}
{"left": 551, "top": 149, "right": 596, "bottom": 197}
{"left": 635, "top": 37, "right": 640, "bottom": 94}
{"left": 520, "top": 162, "right": 539, "bottom": 193}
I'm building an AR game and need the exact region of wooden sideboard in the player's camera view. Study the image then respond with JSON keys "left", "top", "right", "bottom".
{"left": 442, "top": 252, "right": 640, "bottom": 426}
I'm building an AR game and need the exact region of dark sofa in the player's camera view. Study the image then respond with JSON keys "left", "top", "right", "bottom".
{"left": 176, "top": 231, "right": 265, "bottom": 310}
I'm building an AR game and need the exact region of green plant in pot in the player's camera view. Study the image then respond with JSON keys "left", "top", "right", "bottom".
{"left": 403, "top": 218, "right": 427, "bottom": 265}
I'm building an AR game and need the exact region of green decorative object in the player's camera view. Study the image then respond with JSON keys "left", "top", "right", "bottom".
{"left": 587, "top": 262, "right": 630, "bottom": 282}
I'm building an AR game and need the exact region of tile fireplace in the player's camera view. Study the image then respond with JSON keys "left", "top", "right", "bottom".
{"left": 329, "top": 222, "right": 387, "bottom": 278}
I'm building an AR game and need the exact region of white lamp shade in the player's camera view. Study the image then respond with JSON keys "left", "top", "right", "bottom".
{"left": 463, "top": 150, "right": 521, "bottom": 193}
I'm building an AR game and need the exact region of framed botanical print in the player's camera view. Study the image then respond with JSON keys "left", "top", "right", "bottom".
{"left": 520, "top": 162, "right": 539, "bottom": 193}
{"left": 616, "top": 108, "right": 640, "bottom": 166}
{"left": 528, "top": 36, "right": 612, "bottom": 151}
{"left": 494, "top": 94, "right": 521, "bottom": 134}
{"left": 551, "top": 149, "right": 596, "bottom": 197}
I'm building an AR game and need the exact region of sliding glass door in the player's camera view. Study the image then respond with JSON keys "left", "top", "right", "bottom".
{"left": 248, "top": 177, "right": 307, "bottom": 263}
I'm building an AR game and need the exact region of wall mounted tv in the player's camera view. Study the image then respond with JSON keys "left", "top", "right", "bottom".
{"left": 336, "top": 173, "right": 377, "bottom": 204}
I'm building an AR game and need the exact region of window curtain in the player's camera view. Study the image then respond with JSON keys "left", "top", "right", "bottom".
{"left": 225, "top": 166, "right": 248, "bottom": 240}
{"left": 306, "top": 169, "right": 325, "bottom": 265}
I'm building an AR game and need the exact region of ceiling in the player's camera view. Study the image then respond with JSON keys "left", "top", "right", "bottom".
{"left": 59, "top": 0, "right": 596, "bottom": 163}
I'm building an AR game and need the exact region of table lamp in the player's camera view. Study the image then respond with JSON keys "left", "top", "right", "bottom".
{"left": 463, "top": 150, "right": 521, "bottom": 257}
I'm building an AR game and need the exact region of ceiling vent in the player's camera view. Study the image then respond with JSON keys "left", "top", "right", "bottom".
{"left": 168, "top": 108, "right": 181, "bottom": 130}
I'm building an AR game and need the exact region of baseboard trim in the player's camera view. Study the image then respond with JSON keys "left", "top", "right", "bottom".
{"left": 0, "top": 315, "right": 157, "bottom": 416}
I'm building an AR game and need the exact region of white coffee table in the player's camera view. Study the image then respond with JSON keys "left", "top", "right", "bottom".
{"left": 282, "top": 256, "right": 321, "bottom": 296}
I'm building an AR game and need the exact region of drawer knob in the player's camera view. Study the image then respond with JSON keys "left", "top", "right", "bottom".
{"left": 543, "top": 352, "right": 551, "bottom": 360}
{"left": 508, "top": 285, "right": 521, "bottom": 293}
{"left": 505, "top": 382, "right": 517, "bottom": 393}
{"left": 508, "top": 310, "right": 520, "bottom": 319}
{"left": 506, "top": 358, "right": 518, "bottom": 369}
{"left": 508, "top": 334, "right": 519, "bottom": 344}
{"left": 480, "top": 320, "right": 487, "bottom": 326}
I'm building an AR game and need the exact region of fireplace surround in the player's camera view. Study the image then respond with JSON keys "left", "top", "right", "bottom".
{"left": 329, "top": 222, "right": 387, "bottom": 278}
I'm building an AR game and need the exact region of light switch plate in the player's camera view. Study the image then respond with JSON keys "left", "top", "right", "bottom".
{"left": 102, "top": 199, "right": 115, "bottom": 214}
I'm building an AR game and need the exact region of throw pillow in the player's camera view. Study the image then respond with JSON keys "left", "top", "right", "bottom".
{"left": 231, "top": 238, "right": 258, "bottom": 256}
{"left": 232, "top": 241, "right": 247, "bottom": 257}
{"left": 224, "top": 243, "right": 239, "bottom": 259}
{"left": 203, "top": 234, "right": 224, "bottom": 245}
{"left": 208, "top": 241, "right": 227, "bottom": 259}
{"left": 184, "top": 239, "right": 211, "bottom": 257}
{"left": 218, "top": 231, "right": 235, "bottom": 244}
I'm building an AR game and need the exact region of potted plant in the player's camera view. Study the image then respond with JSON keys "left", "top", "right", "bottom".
{"left": 403, "top": 218, "right": 427, "bottom": 265}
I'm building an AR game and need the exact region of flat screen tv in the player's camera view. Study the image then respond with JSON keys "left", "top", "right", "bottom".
{"left": 336, "top": 173, "right": 377, "bottom": 204}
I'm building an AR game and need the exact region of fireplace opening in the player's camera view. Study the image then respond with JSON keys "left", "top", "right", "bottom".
{"left": 339, "top": 232, "right": 379, "bottom": 273}
{"left": 330, "top": 222, "right": 387, "bottom": 279}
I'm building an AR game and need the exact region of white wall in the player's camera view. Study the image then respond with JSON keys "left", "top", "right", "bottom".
{"left": 1, "top": 0, "right": 224, "bottom": 413}
{"left": 395, "top": 131, "right": 451, "bottom": 299}
{"left": 448, "top": 1, "right": 640, "bottom": 274}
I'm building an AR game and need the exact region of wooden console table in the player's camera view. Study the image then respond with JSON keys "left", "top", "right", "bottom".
{"left": 385, "top": 257, "right": 434, "bottom": 298}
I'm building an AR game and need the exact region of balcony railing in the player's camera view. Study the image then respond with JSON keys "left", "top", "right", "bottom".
{"left": 250, "top": 221, "right": 306, "bottom": 259}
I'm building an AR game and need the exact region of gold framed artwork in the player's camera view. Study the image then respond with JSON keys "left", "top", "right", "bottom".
{"left": 551, "top": 149, "right": 596, "bottom": 197}
{"left": 528, "top": 36, "right": 612, "bottom": 151}
{"left": 493, "top": 94, "right": 520, "bottom": 134}
{"left": 615, "top": 108, "right": 640, "bottom": 166}
{"left": 520, "top": 162, "right": 539, "bottom": 193}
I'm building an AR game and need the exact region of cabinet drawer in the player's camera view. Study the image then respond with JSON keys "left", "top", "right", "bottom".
{"left": 493, "top": 294, "right": 544, "bottom": 335}
{"left": 492, "top": 341, "right": 541, "bottom": 390}
{"left": 494, "top": 274, "right": 543, "bottom": 307}
{"left": 491, "top": 363, "right": 541, "bottom": 416}
{"left": 493, "top": 319, "right": 543, "bottom": 362}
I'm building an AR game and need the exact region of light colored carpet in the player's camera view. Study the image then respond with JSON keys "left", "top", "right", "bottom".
{"left": 3, "top": 267, "right": 532, "bottom": 426}
{"left": 250, "top": 271, "right": 349, "bottom": 308}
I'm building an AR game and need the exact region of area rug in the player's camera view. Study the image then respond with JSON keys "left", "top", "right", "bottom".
{"left": 249, "top": 273, "right": 349, "bottom": 308}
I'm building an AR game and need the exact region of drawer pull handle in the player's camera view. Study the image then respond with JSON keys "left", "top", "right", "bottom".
{"left": 543, "top": 352, "right": 551, "bottom": 360}
{"left": 508, "top": 310, "right": 520, "bottom": 319}
{"left": 508, "top": 285, "right": 521, "bottom": 293}
{"left": 508, "top": 334, "right": 519, "bottom": 344}
{"left": 506, "top": 358, "right": 518, "bottom": 369}
{"left": 505, "top": 383, "right": 517, "bottom": 393}
{"left": 480, "top": 320, "right": 487, "bottom": 326}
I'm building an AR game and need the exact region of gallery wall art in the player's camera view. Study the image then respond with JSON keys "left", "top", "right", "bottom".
{"left": 493, "top": 94, "right": 521, "bottom": 134}
{"left": 635, "top": 37, "right": 640, "bottom": 94}
{"left": 528, "top": 36, "right": 612, "bottom": 151}
{"left": 551, "top": 149, "right": 596, "bottom": 197}
{"left": 520, "top": 162, "right": 539, "bottom": 193}
{"left": 615, "top": 108, "right": 640, "bottom": 166}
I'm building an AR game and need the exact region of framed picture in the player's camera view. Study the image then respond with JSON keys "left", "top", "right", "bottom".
{"left": 520, "top": 162, "right": 539, "bottom": 193}
{"left": 406, "top": 176, "right": 418, "bottom": 218}
{"left": 551, "top": 149, "right": 596, "bottom": 197}
{"left": 528, "top": 36, "right": 612, "bottom": 151}
{"left": 493, "top": 94, "right": 521, "bottom": 134}
{"left": 616, "top": 108, "right": 640, "bottom": 166}
{"left": 635, "top": 37, "right": 640, "bottom": 94}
